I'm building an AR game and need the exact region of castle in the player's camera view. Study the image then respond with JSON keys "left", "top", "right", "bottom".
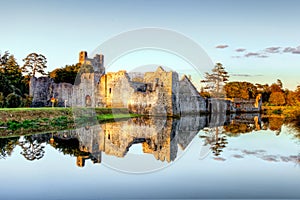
{"left": 30, "top": 51, "right": 207, "bottom": 116}
{"left": 30, "top": 51, "right": 262, "bottom": 115}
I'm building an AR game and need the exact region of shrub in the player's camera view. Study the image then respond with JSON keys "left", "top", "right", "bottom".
{"left": 6, "top": 93, "right": 22, "bottom": 108}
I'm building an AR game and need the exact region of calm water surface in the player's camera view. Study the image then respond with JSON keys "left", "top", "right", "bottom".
{"left": 0, "top": 114, "right": 299, "bottom": 199}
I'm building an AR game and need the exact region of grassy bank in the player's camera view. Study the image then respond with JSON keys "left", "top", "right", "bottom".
{"left": 0, "top": 107, "right": 140, "bottom": 136}
{"left": 262, "top": 105, "right": 300, "bottom": 118}
{"left": 0, "top": 107, "right": 131, "bottom": 122}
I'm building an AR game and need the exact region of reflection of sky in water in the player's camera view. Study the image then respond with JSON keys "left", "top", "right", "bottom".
{"left": 0, "top": 126, "right": 299, "bottom": 199}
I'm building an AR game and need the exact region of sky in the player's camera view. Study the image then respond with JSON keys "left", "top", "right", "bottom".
{"left": 1, "top": 0, "right": 300, "bottom": 89}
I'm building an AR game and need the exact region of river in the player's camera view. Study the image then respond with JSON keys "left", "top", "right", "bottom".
{"left": 0, "top": 114, "right": 299, "bottom": 199}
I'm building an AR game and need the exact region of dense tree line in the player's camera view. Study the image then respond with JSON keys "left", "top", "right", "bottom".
{"left": 224, "top": 80, "right": 300, "bottom": 106}
{"left": 201, "top": 63, "right": 300, "bottom": 106}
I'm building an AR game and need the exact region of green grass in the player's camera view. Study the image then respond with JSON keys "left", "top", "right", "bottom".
{"left": 97, "top": 113, "right": 140, "bottom": 121}
{"left": 263, "top": 105, "right": 300, "bottom": 118}
{"left": 0, "top": 107, "right": 70, "bottom": 111}
{"left": 0, "top": 107, "right": 142, "bottom": 137}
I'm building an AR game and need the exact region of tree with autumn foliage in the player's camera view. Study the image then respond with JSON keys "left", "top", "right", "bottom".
{"left": 224, "top": 81, "right": 257, "bottom": 99}
{"left": 269, "top": 92, "right": 286, "bottom": 106}
{"left": 267, "top": 80, "right": 286, "bottom": 106}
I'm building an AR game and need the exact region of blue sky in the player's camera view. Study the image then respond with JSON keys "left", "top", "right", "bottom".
{"left": 1, "top": 0, "right": 300, "bottom": 89}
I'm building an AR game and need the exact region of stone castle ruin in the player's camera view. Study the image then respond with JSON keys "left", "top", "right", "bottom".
{"left": 30, "top": 51, "right": 261, "bottom": 115}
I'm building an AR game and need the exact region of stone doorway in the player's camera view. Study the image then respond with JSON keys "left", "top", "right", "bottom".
{"left": 85, "top": 95, "right": 92, "bottom": 107}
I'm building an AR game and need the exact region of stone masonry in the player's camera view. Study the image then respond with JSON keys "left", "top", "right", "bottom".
{"left": 30, "top": 51, "right": 261, "bottom": 115}
{"left": 30, "top": 51, "right": 207, "bottom": 116}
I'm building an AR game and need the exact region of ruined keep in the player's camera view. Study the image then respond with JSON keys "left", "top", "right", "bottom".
{"left": 30, "top": 51, "right": 261, "bottom": 115}
{"left": 30, "top": 51, "right": 207, "bottom": 116}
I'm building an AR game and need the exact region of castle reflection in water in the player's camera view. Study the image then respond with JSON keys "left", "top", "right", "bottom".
{"left": 49, "top": 113, "right": 262, "bottom": 167}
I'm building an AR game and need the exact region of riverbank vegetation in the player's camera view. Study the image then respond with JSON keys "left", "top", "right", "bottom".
{"left": 0, "top": 107, "right": 139, "bottom": 136}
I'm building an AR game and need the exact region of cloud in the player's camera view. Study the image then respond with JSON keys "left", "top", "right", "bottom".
{"left": 264, "top": 47, "right": 281, "bottom": 53}
{"left": 216, "top": 44, "right": 229, "bottom": 49}
{"left": 257, "top": 55, "right": 269, "bottom": 58}
{"left": 261, "top": 155, "right": 279, "bottom": 162}
{"left": 283, "top": 45, "right": 300, "bottom": 54}
{"left": 213, "top": 157, "right": 226, "bottom": 161}
{"left": 232, "top": 154, "right": 244, "bottom": 158}
{"left": 292, "top": 50, "right": 300, "bottom": 54}
{"left": 230, "top": 74, "right": 263, "bottom": 77}
{"left": 230, "top": 149, "right": 299, "bottom": 165}
{"left": 283, "top": 47, "right": 296, "bottom": 53}
{"left": 232, "top": 45, "right": 300, "bottom": 59}
{"left": 244, "top": 52, "right": 268, "bottom": 58}
{"left": 244, "top": 52, "right": 260, "bottom": 57}
{"left": 235, "top": 48, "right": 246, "bottom": 52}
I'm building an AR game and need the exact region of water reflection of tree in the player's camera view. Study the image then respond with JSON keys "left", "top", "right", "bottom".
{"left": 19, "top": 136, "right": 45, "bottom": 161}
{"left": 50, "top": 136, "right": 89, "bottom": 157}
{"left": 286, "top": 116, "right": 300, "bottom": 141}
{"left": 200, "top": 126, "right": 228, "bottom": 156}
{"left": 223, "top": 123, "right": 254, "bottom": 136}
{"left": 269, "top": 117, "right": 284, "bottom": 135}
{"left": 0, "top": 137, "right": 19, "bottom": 159}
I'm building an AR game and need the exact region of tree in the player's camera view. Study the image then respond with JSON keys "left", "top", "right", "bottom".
{"left": 199, "top": 126, "right": 228, "bottom": 157}
{"left": 269, "top": 91, "right": 286, "bottom": 106}
{"left": 22, "top": 53, "right": 47, "bottom": 77}
{"left": 285, "top": 90, "right": 299, "bottom": 106}
{"left": 270, "top": 83, "right": 282, "bottom": 93}
{"left": 201, "top": 63, "right": 229, "bottom": 97}
{"left": 50, "top": 63, "right": 81, "bottom": 84}
{"left": 295, "top": 85, "right": 300, "bottom": 102}
{"left": 0, "top": 52, "right": 14, "bottom": 97}
{"left": 0, "top": 137, "right": 19, "bottom": 159}
{"left": 0, "top": 51, "right": 9, "bottom": 66}
{"left": 277, "top": 79, "right": 283, "bottom": 89}
{"left": 0, "top": 72, "right": 14, "bottom": 96}
{"left": 2, "top": 55, "right": 23, "bottom": 93}
{"left": 224, "top": 81, "right": 257, "bottom": 99}
{"left": 19, "top": 136, "right": 45, "bottom": 161}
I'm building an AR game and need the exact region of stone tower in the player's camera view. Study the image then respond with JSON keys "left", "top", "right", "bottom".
{"left": 79, "top": 51, "right": 87, "bottom": 65}
{"left": 78, "top": 51, "right": 105, "bottom": 74}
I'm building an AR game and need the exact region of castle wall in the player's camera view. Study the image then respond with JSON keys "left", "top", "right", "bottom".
{"left": 99, "top": 70, "right": 136, "bottom": 108}
{"left": 178, "top": 76, "right": 206, "bottom": 114}
{"left": 128, "top": 88, "right": 168, "bottom": 116}
{"left": 72, "top": 73, "right": 97, "bottom": 107}
{"left": 141, "top": 67, "right": 179, "bottom": 116}
{"left": 52, "top": 82, "right": 73, "bottom": 107}
{"left": 30, "top": 77, "right": 53, "bottom": 107}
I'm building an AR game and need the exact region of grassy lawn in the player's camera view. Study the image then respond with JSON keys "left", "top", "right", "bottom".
{"left": 0, "top": 107, "right": 142, "bottom": 136}
{"left": 0, "top": 107, "right": 134, "bottom": 121}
